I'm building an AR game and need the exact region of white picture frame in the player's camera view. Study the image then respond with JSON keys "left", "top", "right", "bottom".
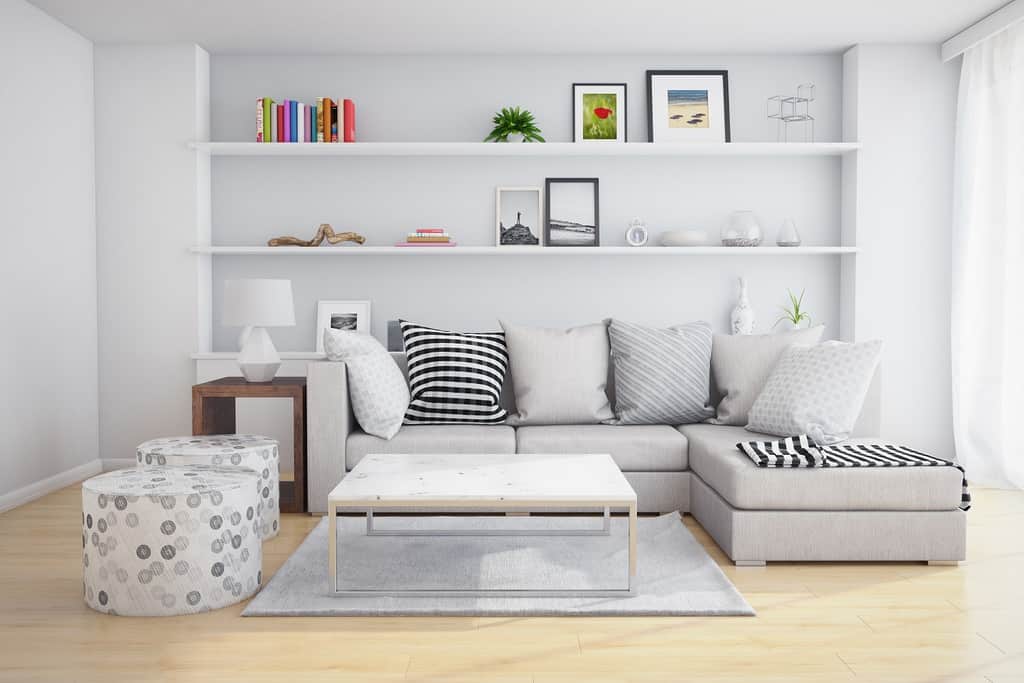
{"left": 315, "top": 300, "right": 371, "bottom": 352}
{"left": 573, "top": 83, "right": 627, "bottom": 143}
{"left": 496, "top": 187, "right": 543, "bottom": 247}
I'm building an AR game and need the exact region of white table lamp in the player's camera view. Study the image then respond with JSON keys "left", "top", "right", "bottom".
{"left": 222, "top": 279, "right": 296, "bottom": 382}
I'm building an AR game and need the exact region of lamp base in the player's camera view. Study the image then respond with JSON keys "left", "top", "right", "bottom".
{"left": 238, "top": 361, "right": 282, "bottom": 383}
{"left": 237, "top": 326, "right": 282, "bottom": 383}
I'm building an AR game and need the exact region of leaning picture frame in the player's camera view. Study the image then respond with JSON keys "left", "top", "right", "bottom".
{"left": 315, "top": 300, "right": 371, "bottom": 352}
{"left": 646, "top": 70, "right": 731, "bottom": 143}
{"left": 544, "top": 178, "right": 600, "bottom": 247}
{"left": 496, "top": 187, "right": 544, "bottom": 246}
{"left": 572, "top": 83, "right": 627, "bottom": 143}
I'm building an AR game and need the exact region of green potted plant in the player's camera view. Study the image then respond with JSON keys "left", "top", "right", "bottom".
{"left": 774, "top": 289, "right": 812, "bottom": 330}
{"left": 484, "top": 106, "right": 545, "bottom": 143}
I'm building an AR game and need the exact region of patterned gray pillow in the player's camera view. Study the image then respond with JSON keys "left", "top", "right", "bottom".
{"left": 323, "top": 329, "right": 410, "bottom": 439}
{"left": 746, "top": 340, "right": 883, "bottom": 444}
{"left": 606, "top": 320, "right": 715, "bottom": 425}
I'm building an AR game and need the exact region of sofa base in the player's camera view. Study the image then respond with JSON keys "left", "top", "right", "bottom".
{"left": 690, "top": 474, "right": 967, "bottom": 564}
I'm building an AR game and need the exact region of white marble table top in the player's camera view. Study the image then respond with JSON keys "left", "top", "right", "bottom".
{"left": 328, "top": 454, "right": 636, "bottom": 507}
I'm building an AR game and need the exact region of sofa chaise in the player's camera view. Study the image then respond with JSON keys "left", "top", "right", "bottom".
{"left": 306, "top": 353, "right": 966, "bottom": 565}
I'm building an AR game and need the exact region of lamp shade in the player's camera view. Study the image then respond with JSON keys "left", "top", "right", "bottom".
{"left": 222, "top": 279, "right": 296, "bottom": 328}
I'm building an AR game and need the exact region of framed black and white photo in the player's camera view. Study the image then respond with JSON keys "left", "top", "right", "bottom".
{"left": 315, "top": 300, "right": 371, "bottom": 352}
{"left": 573, "top": 83, "right": 627, "bottom": 143}
{"left": 646, "top": 70, "right": 730, "bottom": 143}
{"left": 496, "top": 187, "right": 543, "bottom": 246}
{"left": 545, "top": 178, "right": 599, "bottom": 247}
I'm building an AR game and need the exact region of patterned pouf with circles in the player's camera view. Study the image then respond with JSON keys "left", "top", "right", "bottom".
{"left": 81, "top": 466, "right": 263, "bottom": 616}
{"left": 137, "top": 435, "right": 280, "bottom": 539}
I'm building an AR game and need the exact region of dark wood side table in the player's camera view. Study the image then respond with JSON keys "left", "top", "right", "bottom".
{"left": 192, "top": 377, "right": 307, "bottom": 513}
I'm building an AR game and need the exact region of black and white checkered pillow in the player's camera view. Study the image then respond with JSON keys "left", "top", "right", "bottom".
{"left": 400, "top": 321, "right": 508, "bottom": 424}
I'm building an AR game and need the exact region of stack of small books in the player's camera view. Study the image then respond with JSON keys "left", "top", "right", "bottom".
{"left": 256, "top": 97, "right": 355, "bottom": 143}
{"left": 395, "top": 228, "right": 456, "bottom": 247}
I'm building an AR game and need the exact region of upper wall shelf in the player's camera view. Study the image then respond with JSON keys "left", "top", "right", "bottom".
{"left": 190, "top": 245, "right": 859, "bottom": 256}
{"left": 189, "top": 141, "right": 861, "bottom": 158}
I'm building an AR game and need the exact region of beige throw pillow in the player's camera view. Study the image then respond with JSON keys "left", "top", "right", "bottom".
{"left": 709, "top": 326, "right": 825, "bottom": 425}
{"left": 500, "top": 320, "right": 614, "bottom": 425}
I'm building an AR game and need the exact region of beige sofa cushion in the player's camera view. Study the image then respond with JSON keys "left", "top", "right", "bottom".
{"left": 346, "top": 425, "right": 516, "bottom": 470}
{"left": 516, "top": 425, "right": 688, "bottom": 472}
{"left": 679, "top": 424, "right": 964, "bottom": 511}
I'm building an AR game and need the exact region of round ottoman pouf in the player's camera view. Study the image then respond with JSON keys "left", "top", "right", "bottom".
{"left": 137, "top": 435, "right": 280, "bottom": 539}
{"left": 81, "top": 466, "right": 263, "bottom": 616}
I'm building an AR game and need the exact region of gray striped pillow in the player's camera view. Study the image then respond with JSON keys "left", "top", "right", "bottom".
{"left": 606, "top": 320, "right": 715, "bottom": 425}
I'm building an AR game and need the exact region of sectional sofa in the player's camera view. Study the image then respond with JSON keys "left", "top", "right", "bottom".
{"left": 306, "top": 354, "right": 966, "bottom": 565}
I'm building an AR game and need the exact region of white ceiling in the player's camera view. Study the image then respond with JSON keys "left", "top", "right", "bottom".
{"left": 29, "top": 0, "right": 1004, "bottom": 55}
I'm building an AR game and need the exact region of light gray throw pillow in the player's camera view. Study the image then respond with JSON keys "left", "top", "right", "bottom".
{"left": 746, "top": 339, "right": 883, "bottom": 444}
{"left": 607, "top": 319, "right": 714, "bottom": 425}
{"left": 323, "top": 329, "right": 410, "bottom": 440}
{"left": 709, "top": 325, "right": 825, "bottom": 425}
{"left": 500, "top": 320, "right": 614, "bottom": 425}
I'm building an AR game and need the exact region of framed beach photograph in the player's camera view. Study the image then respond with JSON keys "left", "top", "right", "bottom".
{"left": 573, "top": 83, "right": 627, "bottom": 143}
{"left": 545, "top": 178, "right": 599, "bottom": 247}
{"left": 496, "top": 187, "right": 543, "bottom": 246}
{"left": 646, "top": 70, "right": 730, "bottom": 143}
{"left": 315, "top": 300, "right": 371, "bottom": 352}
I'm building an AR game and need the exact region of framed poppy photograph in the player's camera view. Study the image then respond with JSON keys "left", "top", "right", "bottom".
{"left": 646, "top": 70, "right": 730, "bottom": 143}
{"left": 572, "top": 83, "right": 627, "bottom": 143}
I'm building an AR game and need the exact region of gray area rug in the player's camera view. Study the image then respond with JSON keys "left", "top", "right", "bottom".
{"left": 243, "top": 514, "right": 754, "bottom": 616}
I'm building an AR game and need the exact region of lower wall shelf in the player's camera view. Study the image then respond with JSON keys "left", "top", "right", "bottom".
{"left": 189, "top": 245, "right": 859, "bottom": 256}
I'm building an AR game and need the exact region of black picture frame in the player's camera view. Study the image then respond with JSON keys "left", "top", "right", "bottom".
{"left": 544, "top": 178, "right": 600, "bottom": 247}
{"left": 572, "top": 83, "right": 628, "bottom": 143}
{"left": 646, "top": 69, "right": 731, "bottom": 143}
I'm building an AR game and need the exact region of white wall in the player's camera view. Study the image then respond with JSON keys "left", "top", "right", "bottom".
{"left": 843, "top": 45, "right": 959, "bottom": 459}
{"left": 210, "top": 54, "right": 846, "bottom": 352}
{"left": 0, "top": 0, "right": 98, "bottom": 505}
{"left": 94, "top": 44, "right": 210, "bottom": 463}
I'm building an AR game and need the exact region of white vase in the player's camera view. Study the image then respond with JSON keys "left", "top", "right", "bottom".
{"left": 777, "top": 218, "right": 802, "bottom": 247}
{"left": 505, "top": 133, "right": 525, "bottom": 143}
{"left": 722, "top": 211, "right": 763, "bottom": 247}
{"left": 730, "top": 277, "right": 755, "bottom": 335}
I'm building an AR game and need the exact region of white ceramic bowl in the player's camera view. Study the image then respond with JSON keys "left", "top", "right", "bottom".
{"left": 659, "top": 229, "right": 709, "bottom": 247}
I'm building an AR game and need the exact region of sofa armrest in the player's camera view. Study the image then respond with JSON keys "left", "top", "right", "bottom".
{"left": 306, "top": 361, "right": 353, "bottom": 514}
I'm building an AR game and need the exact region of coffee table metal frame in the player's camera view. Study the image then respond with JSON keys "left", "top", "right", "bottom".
{"left": 326, "top": 454, "right": 638, "bottom": 598}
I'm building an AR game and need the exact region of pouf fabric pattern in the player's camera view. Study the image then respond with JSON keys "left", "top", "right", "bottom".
{"left": 82, "top": 466, "right": 263, "bottom": 616}
{"left": 137, "top": 435, "right": 280, "bottom": 539}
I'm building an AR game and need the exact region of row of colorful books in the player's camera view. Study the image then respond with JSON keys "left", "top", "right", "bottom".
{"left": 395, "top": 228, "right": 457, "bottom": 247}
{"left": 256, "top": 98, "right": 355, "bottom": 143}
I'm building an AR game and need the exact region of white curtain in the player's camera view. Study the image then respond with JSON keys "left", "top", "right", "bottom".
{"left": 951, "top": 21, "right": 1024, "bottom": 488}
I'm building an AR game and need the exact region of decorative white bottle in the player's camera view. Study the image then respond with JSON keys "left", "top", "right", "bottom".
{"left": 776, "top": 218, "right": 802, "bottom": 247}
{"left": 730, "top": 277, "right": 755, "bottom": 335}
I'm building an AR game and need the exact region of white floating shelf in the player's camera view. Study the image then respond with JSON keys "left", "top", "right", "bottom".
{"left": 191, "top": 351, "right": 325, "bottom": 360}
{"left": 189, "top": 141, "right": 861, "bottom": 158}
{"left": 190, "top": 245, "right": 858, "bottom": 256}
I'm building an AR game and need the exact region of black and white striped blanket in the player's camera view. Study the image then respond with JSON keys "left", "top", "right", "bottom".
{"left": 737, "top": 437, "right": 971, "bottom": 511}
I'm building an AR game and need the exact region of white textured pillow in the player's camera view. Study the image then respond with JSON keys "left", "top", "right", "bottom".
{"left": 709, "top": 326, "right": 825, "bottom": 425}
{"left": 500, "top": 320, "right": 614, "bottom": 425}
{"left": 323, "top": 329, "right": 410, "bottom": 440}
{"left": 746, "top": 340, "right": 882, "bottom": 444}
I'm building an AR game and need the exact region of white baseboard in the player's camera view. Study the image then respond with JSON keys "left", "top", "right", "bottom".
{"left": 0, "top": 459, "right": 103, "bottom": 514}
{"left": 101, "top": 458, "right": 136, "bottom": 471}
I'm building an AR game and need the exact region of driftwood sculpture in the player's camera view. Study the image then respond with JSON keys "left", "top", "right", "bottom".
{"left": 268, "top": 223, "right": 366, "bottom": 247}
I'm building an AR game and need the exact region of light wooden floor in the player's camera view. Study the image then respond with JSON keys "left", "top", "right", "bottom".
{"left": 1, "top": 485, "right": 1022, "bottom": 682}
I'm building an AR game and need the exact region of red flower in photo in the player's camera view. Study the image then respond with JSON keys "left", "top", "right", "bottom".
{"left": 592, "top": 107, "right": 613, "bottom": 119}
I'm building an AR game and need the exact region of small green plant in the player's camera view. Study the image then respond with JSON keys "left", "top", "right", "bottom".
{"left": 774, "top": 289, "right": 812, "bottom": 328}
{"left": 484, "top": 106, "right": 545, "bottom": 143}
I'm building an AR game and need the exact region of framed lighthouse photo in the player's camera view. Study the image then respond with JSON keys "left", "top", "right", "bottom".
{"left": 573, "top": 83, "right": 627, "bottom": 143}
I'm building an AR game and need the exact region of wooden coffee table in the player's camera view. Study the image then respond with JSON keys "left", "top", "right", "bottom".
{"left": 326, "top": 453, "right": 638, "bottom": 597}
